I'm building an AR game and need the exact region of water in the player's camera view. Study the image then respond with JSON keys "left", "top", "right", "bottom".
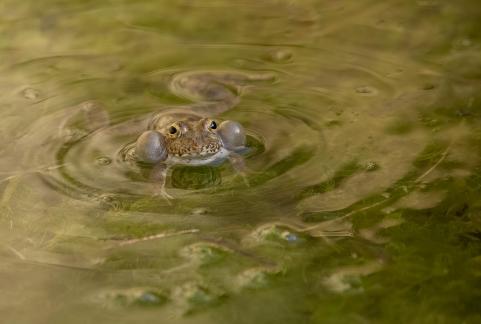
{"left": 1, "top": 0, "right": 481, "bottom": 323}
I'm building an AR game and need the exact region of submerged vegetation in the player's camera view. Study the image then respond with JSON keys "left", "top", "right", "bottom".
{"left": 1, "top": 0, "right": 481, "bottom": 323}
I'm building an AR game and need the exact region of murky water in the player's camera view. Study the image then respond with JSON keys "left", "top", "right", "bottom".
{"left": 1, "top": 0, "right": 481, "bottom": 323}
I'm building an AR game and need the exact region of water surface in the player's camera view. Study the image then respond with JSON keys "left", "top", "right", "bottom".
{"left": 1, "top": 1, "right": 481, "bottom": 323}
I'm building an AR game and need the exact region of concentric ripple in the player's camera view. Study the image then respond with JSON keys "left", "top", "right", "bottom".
{"left": 36, "top": 70, "right": 277, "bottom": 198}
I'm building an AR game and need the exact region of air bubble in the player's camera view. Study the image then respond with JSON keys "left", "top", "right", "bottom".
{"left": 171, "top": 282, "right": 225, "bottom": 314}
{"left": 249, "top": 224, "right": 305, "bottom": 245}
{"left": 365, "top": 161, "right": 379, "bottom": 171}
{"left": 95, "top": 288, "right": 167, "bottom": 308}
{"left": 270, "top": 50, "right": 293, "bottom": 63}
{"left": 95, "top": 156, "right": 112, "bottom": 166}
{"left": 234, "top": 267, "right": 282, "bottom": 290}
{"left": 21, "top": 88, "right": 41, "bottom": 100}
{"left": 96, "top": 193, "right": 122, "bottom": 209}
{"left": 191, "top": 207, "right": 209, "bottom": 215}
{"left": 355, "top": 86, "right": 378, "bottom": 96}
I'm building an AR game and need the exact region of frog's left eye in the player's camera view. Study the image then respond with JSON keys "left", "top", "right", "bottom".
{"left": 169, "top": 126, "right": 177, "bottom": 134}
{"left": 209, "top": 121, "right": 217, "bottom": 130}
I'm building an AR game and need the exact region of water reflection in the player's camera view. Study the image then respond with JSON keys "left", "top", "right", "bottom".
{"left": 171, "top": 166, "right": 221, "bottom": 190}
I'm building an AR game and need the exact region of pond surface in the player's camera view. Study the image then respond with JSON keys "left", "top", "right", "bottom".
{"left": 1, "top": 0, "right": 481, "bottom": 323}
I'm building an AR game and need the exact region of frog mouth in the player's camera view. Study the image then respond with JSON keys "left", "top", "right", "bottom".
{"left": 170, "top": 143, "right": 222, "bottom": 158}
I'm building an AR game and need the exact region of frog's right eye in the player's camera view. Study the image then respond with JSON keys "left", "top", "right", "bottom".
{"left": 169, "top": 126, "right": 177, "bottom": 134}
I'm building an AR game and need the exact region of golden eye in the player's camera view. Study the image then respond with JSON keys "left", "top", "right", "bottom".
{"left": 169, "top": 126, "right": 177, "bottom": 134}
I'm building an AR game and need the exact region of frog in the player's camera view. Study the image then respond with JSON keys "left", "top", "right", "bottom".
{"left": 68, "top": 70, "right": 273, "bottom": 199}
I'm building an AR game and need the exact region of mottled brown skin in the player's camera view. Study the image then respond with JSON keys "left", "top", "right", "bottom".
{"left": 148, "top": 111, "right": 223, "bottom": 159}
{"left": 139, "top": 108, "right": 247, "bottom": 200}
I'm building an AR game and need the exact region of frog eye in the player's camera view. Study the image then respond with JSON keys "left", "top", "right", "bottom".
{"left": 169, "top": 126, "right": 177, "bottom": 134}
{"left": 209, "top": 120, "right": 217, "bottom": 130}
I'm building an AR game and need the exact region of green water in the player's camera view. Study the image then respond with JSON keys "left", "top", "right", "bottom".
{"left": 1, "top": 0, "right": 481, "bottom": 323}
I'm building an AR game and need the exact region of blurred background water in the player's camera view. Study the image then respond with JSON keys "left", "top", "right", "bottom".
{"left": 1, "top": 0, "right": 481, "bottom": 323}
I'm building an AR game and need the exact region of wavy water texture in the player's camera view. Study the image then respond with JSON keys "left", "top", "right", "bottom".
{"left": 1, "top": 0, "right": 481, "bottom": 323}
